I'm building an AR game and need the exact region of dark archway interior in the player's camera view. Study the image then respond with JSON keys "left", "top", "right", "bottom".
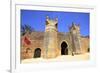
{"left": 34, "top": 48, "right": 41, "bottom": 58}
{"left": 61, "top": 42, "right": 68, "bottom": 55}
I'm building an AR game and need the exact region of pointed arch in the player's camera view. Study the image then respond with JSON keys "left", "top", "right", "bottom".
{"left": 61, "top": 41, "right": 68, "bottom": 55}
{"left": 34, "top": 48, "right": 41, "bottom": 58}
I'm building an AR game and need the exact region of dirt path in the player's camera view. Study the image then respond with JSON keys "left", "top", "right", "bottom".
{"left": 21, "top": 53, "right": 89, "bottom": 64}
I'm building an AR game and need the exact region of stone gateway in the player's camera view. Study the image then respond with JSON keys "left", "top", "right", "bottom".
{"left": 21, "top": 16, "right": 89, "bottom": 60}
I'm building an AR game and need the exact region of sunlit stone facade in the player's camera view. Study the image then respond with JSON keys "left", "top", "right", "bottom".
{"left": 21, "top": 17, "right": 89, "bottom": 60}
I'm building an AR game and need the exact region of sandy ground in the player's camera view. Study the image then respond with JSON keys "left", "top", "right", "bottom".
{"left": 21, "top": 53, "right": 89, "bottom": 64}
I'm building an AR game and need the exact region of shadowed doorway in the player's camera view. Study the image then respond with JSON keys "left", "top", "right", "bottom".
{"left": 61, "top": 41, "right": 68, "bottom": 55}
{"left": 34, "top": 48, "right": 41, "bottom": 58}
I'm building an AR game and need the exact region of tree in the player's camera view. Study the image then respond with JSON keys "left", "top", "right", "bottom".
{"left": 21, "top": 24, "right": 34, "bottom": 36}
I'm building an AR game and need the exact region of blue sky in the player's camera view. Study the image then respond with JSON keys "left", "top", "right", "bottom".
{"left": 21, "top": 10, "right": 89, "bottom": 36}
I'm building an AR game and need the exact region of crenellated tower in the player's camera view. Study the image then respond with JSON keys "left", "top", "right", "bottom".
{"left": 70, "top": 22, "right": 81, "bottom": 54}
{"left": 43, "top": 16, "right": 59, "bottom": 58}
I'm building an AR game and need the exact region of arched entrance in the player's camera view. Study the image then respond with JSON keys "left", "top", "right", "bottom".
{"left": 34, "top": 48, "right": 41, "bottom": 58}
{"left": 61, "top": 41, "right": 68, "bottom": 55}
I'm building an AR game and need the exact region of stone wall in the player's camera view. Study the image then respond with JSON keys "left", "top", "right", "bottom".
{"left": 21, "top": 32, "right": 89, "bottom": 60}
{"left": 81, "top": 36, "right": 90, "bottom": 53}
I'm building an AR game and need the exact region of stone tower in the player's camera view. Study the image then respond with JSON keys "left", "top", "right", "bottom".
{"left": 70, "top": 22, "right": 81, "bottom": 54}
{"left": 43, "top": 16, "right": 59, "bottom": 58}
